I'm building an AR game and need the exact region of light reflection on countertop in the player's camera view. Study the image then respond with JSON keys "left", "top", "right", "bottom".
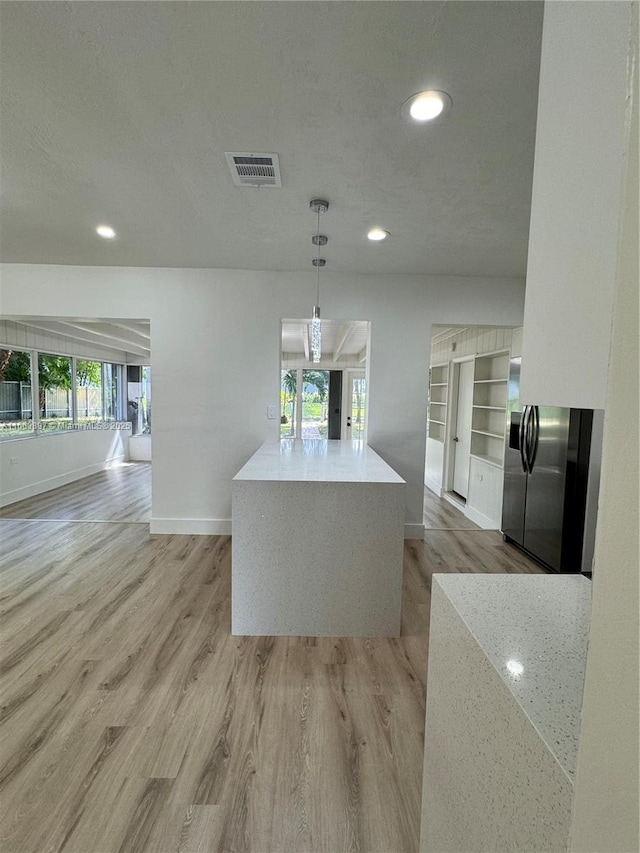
{"left": 233, "top": 439, "right": 405, "bottom": 484}
{"left": 433, "top": 573, "right": 591, "bottom": 780}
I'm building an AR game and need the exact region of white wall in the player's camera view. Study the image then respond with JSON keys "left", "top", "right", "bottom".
{"left": 0, "top": 427, "right": 129, "bottom": 506}
{"left": 0, "top": 264, "right": 525, "bottom": 533}
{"left": 520, "top": 1, "right": 630, "bottom": 409}
{"left": 129, "top": 434, "right": 151, "bottom": 462}
{"left": 430, "top": 324, "right": 519, "bottom": 365}
{"left": 570, "top": 6, "right": 639, "bottom": 847}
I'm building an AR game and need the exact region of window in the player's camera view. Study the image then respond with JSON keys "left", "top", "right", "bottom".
{"left": 301, "top": 370, "right": 328, "bottom": 438}
{"left": 0, "top": 349, "right": 33, "bottom": 436}
{"left": 38, "top": 353, "right": 73, "bottom": 431}
{"left": 1, "top": 347, "right": 127, "bottom": 439}
{"left": 102, "top": 363, "right": 122, "bottom": 422}
{"left": 75, "top": 359, "right": 103, "bottom": 424}
{"left": 141, "top": 366, "right": 151, "bottom": 433}
{"left": 280, "top": 369, "right": 329, "bottom": 439}
{"left": 349, "top": 375, "right": 367, "bottom": 440}
{"left": 280, "top": 369, "right": 297, "bottom": 437}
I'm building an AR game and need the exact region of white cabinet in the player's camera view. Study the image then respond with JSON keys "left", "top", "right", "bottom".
{"left": 520, "top": 2, "right": 630, "bottom": 409}
{"left": 420, "top": 575, "right": 591, "bottom": 852}
{"left": 466, "top": 457, "right": 504, "bottom": 530}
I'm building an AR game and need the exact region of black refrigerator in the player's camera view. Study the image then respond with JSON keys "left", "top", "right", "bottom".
{"left": 501, "top": 358, "right": 593, "bottom": 573}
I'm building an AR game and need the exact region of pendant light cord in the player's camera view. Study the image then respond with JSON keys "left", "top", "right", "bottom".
{"left": 316, "top": 207, "right": 321, "bottom": 307}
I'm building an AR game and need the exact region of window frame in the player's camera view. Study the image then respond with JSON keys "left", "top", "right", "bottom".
{"left": 0, "top": 344, "right": 127, "bottom": 441}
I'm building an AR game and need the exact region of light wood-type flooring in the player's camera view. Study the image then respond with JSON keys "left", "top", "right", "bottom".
{"left": 0, "top": 462, "right": 151, "bottom": 523}
{"left": 423, "top": 486, "right": 480, "bottom": 531}
{"left": 0, "top": 484, "right": 542, "bottom": 853}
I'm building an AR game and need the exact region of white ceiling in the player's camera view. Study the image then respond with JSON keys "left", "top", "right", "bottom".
{"left": 282, "top": 318, "right": 369, "bottom": 361}
{"left": 0, "top": 1, "right": 543, "bottom": 277}
{"left": 5, "top": 317, "right": 151, "bottom": 360}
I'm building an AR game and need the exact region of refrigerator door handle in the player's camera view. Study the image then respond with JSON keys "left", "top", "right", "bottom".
{"left": 519, "top": 405, "right": 529, "bottom": 473}
{"left": 528, "top": 405, "right": 540, "bottom": 472}
{"left": 525, "top": 405, "right": 535, "bottom": 473}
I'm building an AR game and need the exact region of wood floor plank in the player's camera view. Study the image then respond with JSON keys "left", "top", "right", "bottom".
{"left": 0, "top": 490, "right": 542, "bottom": 853}
{"left": 422, "top": 487, "right": 480, "bottom": 530}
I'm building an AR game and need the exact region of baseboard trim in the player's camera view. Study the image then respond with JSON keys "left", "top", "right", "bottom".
{"left": 0, "top": 456, "right": 126, "bottom": 508}
{"left": 404, "top": 523, "right": 424, "bottom": 539}
{"left": 424, "top": 476, "right": 443, "bottom": 497}
{"left": 150, "top": 517, "right": 232, "bottom": 535}
{"left": 464, "top": 504, "right": 500, "bottom": 530}
{"left": 150, "top": 517, "right": 419, "bottom": 539}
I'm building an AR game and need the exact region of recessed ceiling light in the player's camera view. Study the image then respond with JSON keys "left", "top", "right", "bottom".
{"left": 96, "top": 224, "right": 117, "bottom": 239}
{"left": 368, "top": 228, "right": 390, "bottom": 242}
{"left": 402, "top": 90, "right": 452, "bottom": 123}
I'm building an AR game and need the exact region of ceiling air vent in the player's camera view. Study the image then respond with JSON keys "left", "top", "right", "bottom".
{"left": 225, "top": 152, "right": 282, "bottom": 188}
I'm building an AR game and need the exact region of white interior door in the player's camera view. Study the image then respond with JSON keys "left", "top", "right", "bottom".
{"left": 452, "top": 360, "right": 474, "bottom": 498}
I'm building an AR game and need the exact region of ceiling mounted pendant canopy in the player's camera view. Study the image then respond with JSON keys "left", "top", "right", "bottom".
{"left": 309, "top": 198, "right": 329, "bottom": 364}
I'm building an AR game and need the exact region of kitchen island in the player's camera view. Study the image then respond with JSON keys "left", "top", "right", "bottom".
{"left": 420, "top": 573, "right": 591, "bottom": 853}
{"left": 232, "top": 439, "right": 405, "bottom": 636}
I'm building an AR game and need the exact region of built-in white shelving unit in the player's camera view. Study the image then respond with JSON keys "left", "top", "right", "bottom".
{"left": 470, "top": 351, "right": 509, "bottom": 466}
{"left": 428, "top": 364, "right": 449, "bottom": 443}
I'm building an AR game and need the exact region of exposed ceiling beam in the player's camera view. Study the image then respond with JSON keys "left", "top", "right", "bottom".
{"left": 100, "top": 320, "right": 150, "bottom": 342}
{"left": 17, "top": 320, "right": 150, "bottom": 358}
{"left": 431, "top": 326, "right": 469, "bottom": 344}
{"left": 58, "top": 321, "right": 151, "bottom": 353}
{"left": 333, "top": 322, "right": 357, "bottom": 362}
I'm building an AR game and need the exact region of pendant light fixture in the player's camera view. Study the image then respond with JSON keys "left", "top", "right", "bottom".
{"left": 309, "top": 198, "right": 329, "bottom": 364}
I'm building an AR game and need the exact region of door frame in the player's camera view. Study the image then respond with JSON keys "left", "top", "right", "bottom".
{"left": 443, "top": 355, "right": 475, "bottom": 495}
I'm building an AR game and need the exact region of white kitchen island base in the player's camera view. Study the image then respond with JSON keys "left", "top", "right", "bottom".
{"left": 420, "top": 573, "right": 591, "bottom": 853}
{"left": 232, "top": 439, "right": 405, "bottom": 637}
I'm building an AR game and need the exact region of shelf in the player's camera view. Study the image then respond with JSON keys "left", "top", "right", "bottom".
{"left": 429, "top": 419, "right": 446, "bottom": 426}
{"left": 467, "top": 352, "right": 508, "bottom": 474}
{"left": 430, "top": 382, "right": 448, "bottom": 387}
{"left": 470, "top": 452, "right": 504, "bottom": 469}
{"left": 473, "top": 351, "right": 510, "bottom": 383}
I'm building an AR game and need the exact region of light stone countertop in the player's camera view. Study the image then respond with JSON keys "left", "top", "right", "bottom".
{"left": 233, "top": 439, "right": 406, "bottom": 484}
{"left": 433, "top": 573, "right": 591, "bottom": 780}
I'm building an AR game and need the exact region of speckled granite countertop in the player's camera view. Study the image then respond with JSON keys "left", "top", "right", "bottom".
{"left": 233, "top": 439, "right": 405, "bottom": 484}
{"left": 433, "top": 574, "right": 591, "bottom": 781}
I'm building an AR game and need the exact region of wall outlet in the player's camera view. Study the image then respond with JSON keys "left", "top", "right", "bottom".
{"left": 267, "top": 405, "right": 277, "bottom": 420}
{"left": 10, "top": 457, "right": 19, "bottom": 465}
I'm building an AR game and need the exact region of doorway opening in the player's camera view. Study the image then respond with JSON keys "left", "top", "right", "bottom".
{"left": 450, "top": 358, "right": 474, "bottom": 503}
{"left": 280, "top": 319, "right": 370, "bottom": 441}
{"left": 424, "top": 324, "right": 521, "bottom": 531}
{"left": 0, "top": 316, "right": 152, "bottom": 523}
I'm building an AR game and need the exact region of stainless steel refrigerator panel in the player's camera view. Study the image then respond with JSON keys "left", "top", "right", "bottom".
{"left": 501, "top": 359, "right": 526, "bottom": 544}
{"left": 523, "top": 406, "right": 571, "bottom": 571}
